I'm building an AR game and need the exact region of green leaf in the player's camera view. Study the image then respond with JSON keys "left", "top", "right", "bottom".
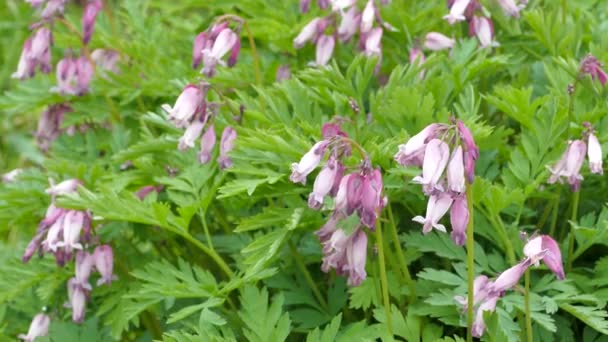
{"left": 238, "top": 286, "right": 291, "bottom": 342}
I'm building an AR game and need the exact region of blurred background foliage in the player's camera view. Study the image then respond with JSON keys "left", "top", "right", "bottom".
{"left": 2, "top": 0, "right": 608, "bottom": 341}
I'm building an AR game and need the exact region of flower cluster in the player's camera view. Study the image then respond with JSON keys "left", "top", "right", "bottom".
{"left": 394, "top": 120, "right": 478, "bottom": 246}
{"left": 52, "top": 55, "right": 94, "bottom": 96}
{"left": 293, "top": 0, "right": 394, "bottom": 67}
{"left": 456, "top": 234, "right": 564, "bottom": 337}
{"left": 161, "top": 83, "right": 237, "bottom": 169}
{"left": 547, "top": 123, "right": 603, "bottom": 191}
{"left": 192, "top": 19, "right": 242, "bottom": 77}
{"left": 290, "top": 123, "right": 385, "bottom": 286}
{"left": 67, "top": 245, "right": 115, "bottom": 322}
{"left": 23, "top": 179, "right": 91, "bottom": 266}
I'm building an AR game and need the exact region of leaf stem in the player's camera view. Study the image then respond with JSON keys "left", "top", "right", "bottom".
{"left": 524, "top": 270, "right": 533, "bottom": 342}
{"left": 199, "top": 210, "right": 214, "bottom": 250}
{"left": 179, "top": 231, "right": 234, "bottom": 279}
{"left": 376, "top": 223, "right": 393, "bottom": 335}
{"left": 466, "top": 185, "right": 475, "bottom": 342}
{"left": 288, "top": 241, "right": 329, "bottom": 311}
{"left": 566, "top": 190, "right": 580, "bottom": 272}
{"left": 387, "top": 204, "right": 416, "bottom": 303}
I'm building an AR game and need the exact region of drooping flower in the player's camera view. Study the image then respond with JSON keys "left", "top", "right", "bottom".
{"left": 67, "top": 278, "right": 87, "bottom": 323}
{"left": 412, "top": 192, "right": 454, "bottom": 234}
{"left": 54, "top": 55, "right": 94, "bottom": 96}
{"left": 587, "top": 132, "right": 603, "bottom": 174}
{"left": 18, "top": 313, "right": 50, "bottom": 342}
{"left": 135, "top": 185, "right": 163, "bottom": 200}
{"left": 74, "top": 251, "right": 94, "bottom": 290}
{"left": 276, "top": 65, "right": 291, "bottom": 82}
{"left": 46, "top": 179, "right": 82, "bottom": 196}
{"left": 469, "top": 16, "right": 498, "bottom": 48}
{"left": 198, "top": 124, "right": 217, "bottom": 164}
{"left": 217, "top": 126, "right": 237, "bottom": 169}
{"left": 394, "top": 123, "right": 440, "bottom": 167}
{"left": 36, "top": 104, "right": 73, "bottom": 152}
{"left": 457, "top": 120, "right": 479, "bottom": 183}
{"left": 360, "top": 0, "right": 375, "bottom": 33}
{"left": 580, "top": 55, "right": 608, "bottom": 86}
{"left": 12, "top": 38, "right": 35, "bottom": 79}
{"left": 161, "top": 84, "right": 205, "bottom": 128}
{"left": 523, "top": 235, "right": 565, "bottom": 280}
{"left": 471, "top": 295, "right": 498, "bottom": 338}
{"left": 449, "top": 195, "right": 468, "bottom": 246}
{"left": 547, "top": 140, "right": 587, "bottom": 191}
{"left": 321, "top": 227, "right": 368, "bottom": 286}
{"left": 443, "top": 0, "right": 471, "bottom": 25}
{"left": 497, "top": 0, "right": 520, "bottom": 18}
{"left": 412, "top": 139, "right": 450, "bottom": 193}
{"left": 359, "top": 168, "right": 384, "bottom": 229}
{"left": 192, "top": 32, "right": 209, "bottom": 69}
{"left": 294, "top": 18, "right": 323, "bottom": 49}
{"left": 290, "top": 140, "right": 330, "bottom": 184}
{"left": 447, "top": 145, "right": 465, "bottom": 194}
{"left": 178, "top": 119, "right": 206, "bottom": 151}
{"left": 491, "top": 258, "right": 531, "bottom": 294}
{"left": 424, "top": 32, "right": 455, "bottom": 51}
{"left": 201, "top": 28, "right": 239, "bottom": 77}
{"left": 40, "top": 0, "right": 67, "bottom": 19}
{"left": 94, "top": 244, "right": 116, "bottom": 285}
{"left": 60, "top": 210, "right": 85, "bottom": 252}
{"left": 315, "top": 35, "right": 335, "bottom": 66}
{"left": 82, "top": 0, "right": 103, "bottom": 45}
{"left": 2, "top": 169, "right": 23, "bottom": 183}
{"left": 337, "top": 6, "right": 361, "bottom": 42}
{"left": 363, "top": 27, "right": 383, "bottom": 58}
{"left": 300, "top": 0, "right": 311, "bottom": 12}
{"left": 91, "top": 49, "right": 120, "bottom": 74}
{"left": 309, "top": 156, "right": 342, "bottom": 209}
{"left": 331, "top": 0, "right": 356, "bottom": 12}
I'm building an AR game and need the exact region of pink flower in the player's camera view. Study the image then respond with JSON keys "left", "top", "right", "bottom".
{"left": 454, "top": 275, "right": 491, "bottom": 310}
{"left": 192, "top": 32, "right": 209, "bottom": 69}
{"left": 82, "top": 0, "right": 103, "bottom": 44}
{"left": 523, "top": 235, "right": 565, "bottom": 280}
{"left": 360, "top": 0, "right": 375, "bottom": 33}
{"left": 54, "top": 55, "right": 94, "bottom": 95}
{"left": 359, "top": 168, "right": 383, "bottom": 229}
{"left": 491, "top": 258, "right": 531, "bottom": 294}
{"left": 471, "top": 295, "right": 498, "bottom": 337}
{"left": 94, "top": 244, "right": 116, "bottom": 285}
{"left": 276, "top": 65, "right": 291, "bottom": 82}
{"left": 36, "top": 104, "right": 72, "bottom": 151}
{"left": 457, "top": 121, "right": 479, "bottom": 183}
{"left": 447, "top": 145, "right": 465, "bottom": 193}
{"left": 46, "top": 179, "right": 82, "bottom": 196}
{"left": 202, "top": 28, "right": 239, "bottom": 77}
{"left": 443, "top": 0, "right": 470, "bottom": 25}
{"left": 91, "top": 49, "right": 120, "bottom": 74}
{"left": 413, "top": 192, "right": 454, "bottom": 234}
{"left": 67, "top": 278, "right": 87, "bottom": 323}
{"left": 409, "top": 47, "right": 425, "bottom": 66}
{"left": 587, "top": 133, "right": 603, "bottom": 174}
{"left": 2, "top": 169, "right": 23, "bottom": 183}
{"left": 18, "top": 313, "right": 50, "bottom": 342}
{"left": 308, "top": 156, "right": 342, "bottom": 209}
{"left": 74, "top": 251, "right": 94, "bottom": 290}
{"left": 424, "top": 32, "right": 455, "bottom": 51}
{"left": 449, "top": 195, "right": 468, "bottom": 246}
{"left": 41, "top": 0, "right": 67, "bottom": 19}
{"left": 12, "top": 38, "right": 35, "bottom": 79}
{"left": 497, "top": 0, "right": 520, "bottom": 18}
{"left": 178, "top": 119, "right": 206, "bottom": 151}
{"left": 198, "top": 124, "right": 217, "bottom": 164}
{"left": 331, "top": 0, "right": 356, "bottom": 12}
{"left": 337, "top": 7, "right": 361, "bottom": 42}
{"left": 218, "top": 126, "right": 237, "bottom": 169}
{"left": 161, "top": 85, "right": 204, "bottom": 128}
{"left": 315, "top": 35, "right": 335, "bottom": 66}
{"left": 290, "top": 140, "right": 330, "bottom": 184}
{"left": 412, "top": 139, "right": 450, "bottom": 193}
{"left": 300, "top": 0, "right": 311, "bottom": 12}
{"left": 580, "top": 55, "right": 608, "bottom": 86}
{"left": 135, "top": 185, "right": 163, "bottom": 200}
{"left": 364, "top": 27, "right": 383, "bottom": 57}
{"left": 548, "top": 140, "right": 587, "bottom": 191}
{"left": 394, "top": 123, "right": 440, "bottom": 167}
{"left": 469, "top": 16, "right": 498, "bottom": 48}
{"left": 60, "top": 210, "right": 85, "bottom": 252}
{"left": 294, "top": 18, "right": 322, "bottom": 49}
{"left": 227, "top": 39, "right": 241, "bottom": 67}
{"left": 321, "top": 227, "right": 368, "bottom": 286}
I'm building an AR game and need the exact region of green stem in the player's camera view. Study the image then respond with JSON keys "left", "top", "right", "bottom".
{"left": 179, "top": 232, "right": 234, "bottom": 279}
{"left": 524, "top": 270, "right": 533, "bottom": 342}
{"left": 466, "top": 186, "right": 475, "bottom": 342}
{"left": 199, "top": 210, "right": 214, "bottom": 250}
{"left": 548, "top": 192, "right": 561, "bottom": 237}
{"left": 387, "top": 205, "right": 416, "bottom": 303}
{"left": 243, "top": 21, "right": 262, "bottom": 85}
{"left": 376, "top": 223, "right": 393, "bottom": 336}
{"left": 566, "top": 190, "right": 580, "bottom": 272}
{"left": 288, "top": 242, "right": 329, "bottom": 311}
{"left": 141, "top": 310, "right": 163, "bottom": 340}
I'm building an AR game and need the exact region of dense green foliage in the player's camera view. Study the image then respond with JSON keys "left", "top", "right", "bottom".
{"left": 2, "top": 0, "right": 608, "bottom": 341}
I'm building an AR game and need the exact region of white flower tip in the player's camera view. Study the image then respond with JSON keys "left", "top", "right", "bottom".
{"left": 412, "top": 216, "right": 425, "bottom": 224}
{"left": 433, "top": 223, "right": 447, "bottom": 232}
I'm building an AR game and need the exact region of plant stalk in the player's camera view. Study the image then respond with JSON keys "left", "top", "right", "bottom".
{"left": 243, "top": 21, "right": 262, "bottom": 85}
{"left": 466, "top": 186, "right": 475, "bottom": 342}
{"left": 376, "top": 223, "right": 393, "bottom": 336}
{"left": 524, "top": 270, "right": 533, "bottom": 342}
{"left": 566, "top": 190, "right": 580, "bottom": 272}
{"left": 288, "top": 242, "right": 329, "bottom": 311}
{"left": 387, "top": 204, "right": 416, "bottom": 303}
